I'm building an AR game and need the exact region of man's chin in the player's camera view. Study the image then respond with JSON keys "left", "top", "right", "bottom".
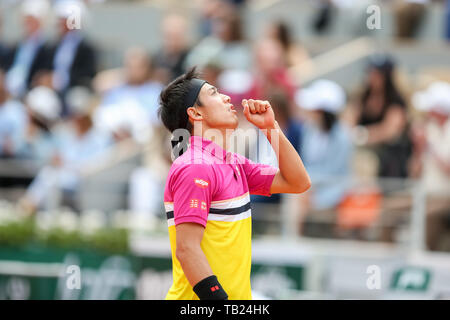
{"left": 220, "top": 118, "right": 239, "bottom": 130}
{"left": 229, "top": 120, "right": 239, "bottom": 130}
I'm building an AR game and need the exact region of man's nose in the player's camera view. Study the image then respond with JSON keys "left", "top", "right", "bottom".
{"left": 222, "top": 94, "right": 231, "bottom": 103}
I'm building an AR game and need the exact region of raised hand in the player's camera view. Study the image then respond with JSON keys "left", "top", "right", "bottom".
{"left": 242, "top": 99, "right": 276, "bottom": 130}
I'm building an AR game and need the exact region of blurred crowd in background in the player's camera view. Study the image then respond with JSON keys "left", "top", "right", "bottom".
{"left": 0, "top": 0, "right": 449, "bottom": 251}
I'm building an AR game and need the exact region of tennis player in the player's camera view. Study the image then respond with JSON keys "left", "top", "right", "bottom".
{"left": 158, "top": 67, "right": 311, "bottom": 300}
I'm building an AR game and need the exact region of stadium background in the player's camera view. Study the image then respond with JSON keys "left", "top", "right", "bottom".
{"left": 0, "top": 0, "right": 449, "bottom": 300}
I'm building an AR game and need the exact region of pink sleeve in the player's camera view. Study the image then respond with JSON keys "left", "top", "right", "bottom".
{"left": 242, "top": 158, "right": 279, "bottom": 196}
{"left": 170, "top": 164, "right": 215, "bottom": 227}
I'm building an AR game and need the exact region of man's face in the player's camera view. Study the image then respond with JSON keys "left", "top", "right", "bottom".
{"left": 191, "top": 83, "right": 238, "bottom": 131}
{"left": 58, "top": 17, "right": 70, "bottom": 36}
{"left": 23, "top": 15, "right": 41, "bottom": 37}
{"left": 125, "top": 53, "right": 150, "bottom": 85}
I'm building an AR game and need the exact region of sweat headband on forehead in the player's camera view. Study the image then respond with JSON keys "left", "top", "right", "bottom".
{"left": 184, "top": 78, "right": 207, "bottom": 109}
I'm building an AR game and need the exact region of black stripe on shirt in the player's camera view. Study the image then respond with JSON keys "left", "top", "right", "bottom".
{"left": 209, "top": 202, "right": 252, "bottom": 216}
{"left": 165, "top": 201, "right": 252, "bottom": 220}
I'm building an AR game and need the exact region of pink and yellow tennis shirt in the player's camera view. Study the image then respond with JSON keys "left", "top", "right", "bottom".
{"left": 164, "top": 135, "right": 278, "bottom": 300}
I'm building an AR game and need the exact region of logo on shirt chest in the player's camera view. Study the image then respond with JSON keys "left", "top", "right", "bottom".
{"left": 194, "top": 178, "right": 209, "bottom": 188}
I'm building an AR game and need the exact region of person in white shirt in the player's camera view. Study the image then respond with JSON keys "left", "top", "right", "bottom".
{"left": 21, "top": 86, "right": 113, "bottom": 213}
{"left": 0, "top": 71, "right": 27, "bottom": 159}
{"left": 411, "top": 81, "right": 450, "bottom": 251}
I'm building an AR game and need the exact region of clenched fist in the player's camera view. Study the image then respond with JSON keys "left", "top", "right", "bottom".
{"left": 242, "top": 99, "right": 276, "bottom": 130}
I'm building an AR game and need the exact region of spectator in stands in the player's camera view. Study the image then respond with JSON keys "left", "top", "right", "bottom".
{"left": 185, "top": 7, "right": 251, "bottom": 70}
{"left": 251, "top": 38, "right": 297, "bottom": 106}
{"left": 0, "top": 11, "right": 13, "bottom": 71}
{"left": 128, "top": 124, "right": 171, "bottom": 225}
{"left": 347, "top": 55, "right": 411, "bottom": 178}
{"left": 153, "top": 14, "right": 191, "bottom": 84}
{"left": 411, "top": 81, "right": 450, "bottom": 251}
{"left": 94, "top": 47, "right": 163, "bottom": 143}
{"left": 102, "top": 47, "right": 162, "bottom": 124}
{"left": 264, "top": 20, "right": 313, "bottom": 77}
{"left": 21, "top": 86, "right": 112, "bottom": 213}
{"left": 5, "top": 0, "right": 52, "bottom": 98}
{"left": 197, "top": 0, "right": 233, "bottom": 38}
{"left": 50, "top": 1, "right": 97, "bottom": 106}
{"left": 20, "top": 86, "right": 61, "bottom": 166}
{"left": 295, "top": 80, "right": 353, "bottom": 235}
{"left": 394, "top": 0, "right": 429, "bottom": 39}
{"left": 0, "top": 70, "right": 27, "bottom": 159}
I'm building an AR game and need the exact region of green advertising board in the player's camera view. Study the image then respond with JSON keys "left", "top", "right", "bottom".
{"left": 390, "top": 267, "right": 432, "bottom": 292}
{"left": 0, "top": 242, "right": 305, "bottom": 300}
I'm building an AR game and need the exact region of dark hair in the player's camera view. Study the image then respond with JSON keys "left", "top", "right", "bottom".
{"left": 158, "top": 67, "right": 203, "bottom": 134}
{"left": 217, "top": 11, "right": 244, "bottom": 43}
{"left": 29, "top": 114, "right": 51, "bottom": 132}
{"left": 267, "top": 90, "right": 290, "bottom": 122}
{"left": 273, "top": 21, "right": 292, "bottom": 51}
{"left": 360, "top": 55, "right": 405, "bottom": 124}
{"left": 321, "top": 110, "right": 337, "bottom": 132}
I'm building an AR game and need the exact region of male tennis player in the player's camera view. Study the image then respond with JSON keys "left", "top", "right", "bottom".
{"left": 158, "top": 67, "right": 310, "bottom": 300}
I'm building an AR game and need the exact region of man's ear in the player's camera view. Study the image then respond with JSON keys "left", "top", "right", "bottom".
{"left": 187, "top": 106, "right": 202, "bottom": 121}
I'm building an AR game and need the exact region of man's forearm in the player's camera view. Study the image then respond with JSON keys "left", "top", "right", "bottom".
{"left": 263, "top": 121, "right": 310, "bottom": 190}
{"left": 177, "top": 246, "right": 228, "bottom": 300}
{"left": 176, "top": 246, "right": 214, "bottom": 288}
